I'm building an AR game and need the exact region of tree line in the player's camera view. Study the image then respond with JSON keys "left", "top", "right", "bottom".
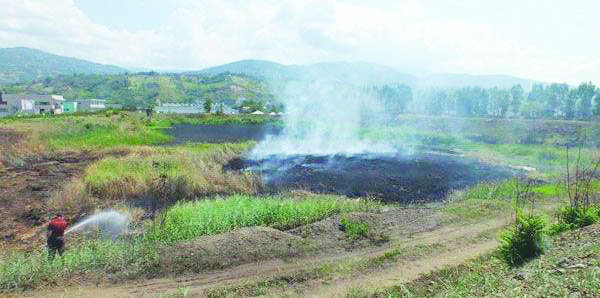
{"left": 411, "top": 82, "right": 599, "bottom": 120}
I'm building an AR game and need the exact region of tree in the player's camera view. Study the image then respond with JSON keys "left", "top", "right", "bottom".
{"left": 204, "top": 98, "right": 213, "bottom": 113}
{"left": 575, "top": 82, "right": 596, "bottom": 120}
{"left": 509, "top": 84, "right": 523, "bottom": 116}
{"left": 424, "top": 89, "right": 447, "bottom": 116}
{"left": 488, "top": 87, "right": 510, "bottom": 118}
{"left": 216, "top": 103, "right": 224, "bottom": 115}
{"left": 527, "top": 84, "right": 545, "bottom": 102}
{"left": 544, "top": 83, "right": 569, "bottom": 118}
{"left": 564, "top": 89, "right": 577, "bottom": 120}
{"left": 374, "top": 84, "right": 412, "bottom": 115}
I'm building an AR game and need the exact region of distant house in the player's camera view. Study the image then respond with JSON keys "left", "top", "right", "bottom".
{"left": 77, "top": 99, "right": 106, "bottom": 111}
{"left": 251, "top": 110, "right": 265, "bottom": 115}
{"left": 63, "top": 101, "right": 78, "bottom": 113}
{"left": 0, "top": 94, "right": 63, "bottom": 115}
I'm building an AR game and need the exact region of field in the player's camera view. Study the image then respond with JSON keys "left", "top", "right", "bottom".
{"left": 0, "top": 112, "right": 599, "bottom": 297}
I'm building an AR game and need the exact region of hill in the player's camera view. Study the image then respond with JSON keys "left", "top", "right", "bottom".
{"left": 416, "top": 73, "right": 538, "bottom": 90}
{"left": 195, "top": 60, "right": 539, "bottom": 89}
{"left": 0, "top": 47, "right": 127, "bottom": 84}
{"left": 1, "top": 72, "right": 275, "bottom": 108}
{"left": 195, "top": 60, "right": 414, "bottom": 86}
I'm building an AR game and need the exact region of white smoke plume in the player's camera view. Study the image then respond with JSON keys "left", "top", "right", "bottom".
{"left": 250, "top": 80, "right": 397, "bottom": 159}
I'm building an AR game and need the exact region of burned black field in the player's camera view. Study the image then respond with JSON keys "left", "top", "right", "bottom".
{"left": 167, "top": 124, "right": 282, "bottom": 144}
{"left": 228, "top": 153, "right": 517, "bottom": 203}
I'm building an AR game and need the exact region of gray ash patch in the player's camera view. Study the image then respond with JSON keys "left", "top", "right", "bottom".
{"left": 229, "top": 153, "right": 518, "bottom": 203}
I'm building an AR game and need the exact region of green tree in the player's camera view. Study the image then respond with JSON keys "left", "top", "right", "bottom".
{"left": 509, "top": 84, "right": 523, "bottom": 116}
{"left": 204, "top": 98, "right": 213, "bottom": 113}
{"left": 545, "top": 83, "right": 569, "bottom": 118}
{"left": 527, "top": 84, "right": 545, "bottom": 102}
{"left": 216, "top": 103, "right": 224, "bottom": 115}
{"left": 488, "top": 87, "right": 510, "bottom": 118}
{"left": 564, "top": 89, "right": 577, "bottom": 120}
{"left": 575, "top": 82, "right": 596, "bottom": 120}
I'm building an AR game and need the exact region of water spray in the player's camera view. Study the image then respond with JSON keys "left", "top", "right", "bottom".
{"left": 65, "top": 210, "right": 130, "bottom": 239}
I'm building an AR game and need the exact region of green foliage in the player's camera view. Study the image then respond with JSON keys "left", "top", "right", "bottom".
{"left": 0, "top": 239, "right": 159, "bottom": 291}
{"left": 147, "top": 195, "right": 382, "bottom": 243}
{"left": 204, "top": 98, "right": 212, "bottom": 113}
{"left": 339, "top": 217, "right": 370, "bottom": 240}
{"left": 45, "top": 122, "right": 171, "bottom": 150}
{"left": 1, "top": 72, "right": 276, "bottom": 109}
{"left": 499, "top": 209, "right": 548, "bottom": 266}
{"left": 554, "top": 206, "right": 600, "bottom": 230}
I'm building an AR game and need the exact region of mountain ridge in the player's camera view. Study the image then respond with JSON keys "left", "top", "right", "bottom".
{"left": 0, "top": 47, "right": 539, "bottom": 89}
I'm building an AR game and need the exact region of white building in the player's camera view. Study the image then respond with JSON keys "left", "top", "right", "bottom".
{"left": 0, "top": 94, "right": 64, "bottom": 116}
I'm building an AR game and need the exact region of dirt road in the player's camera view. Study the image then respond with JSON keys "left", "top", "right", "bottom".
{"left": 24, "top": 215, "right": 509, "bottom": 298}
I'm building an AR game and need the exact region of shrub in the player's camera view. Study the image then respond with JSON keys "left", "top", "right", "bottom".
{"left": 556, "top": 206, "right": 599, "bottom": 229}
{"left": 339, "top": 217, "right": 370, "bottom": 240}
{"left": 499, "top": 209, "right": 547, "bottom": 266}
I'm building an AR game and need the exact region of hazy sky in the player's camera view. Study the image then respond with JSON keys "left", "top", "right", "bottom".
{"left": 0, "top": 0, "right": 599, "bottom": 84}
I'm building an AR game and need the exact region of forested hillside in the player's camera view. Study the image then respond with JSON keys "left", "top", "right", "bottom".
{"left": 1, "top": 72, "right": 276, "bottom": 108}
{"left": 0, "top": 47, "right": 126, "bottom": 84}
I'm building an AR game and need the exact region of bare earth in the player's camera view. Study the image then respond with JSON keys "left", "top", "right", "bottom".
{"left": 22, "top": 213, "right": 510, "bottom": 298}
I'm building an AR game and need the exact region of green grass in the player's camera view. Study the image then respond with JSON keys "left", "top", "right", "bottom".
{"left": 79, "top": 142, "right": 258, "bottom": 201}
{"left": 150, "top": 114, "right": 282, "bottom": 127}
{"left": 340, "top": 217, "right": 370, "bottom": 240}
{"left": 0, "top": 238, "right": 159, "bottom": 291}
{"left": 46, "top": 123, "right": 171, "bottom": 150}
{"left": 375, "top": 225, "right": 600, "bottom": 297}
{"left": 147, "top": 195, "right": 382, "bottom": 243}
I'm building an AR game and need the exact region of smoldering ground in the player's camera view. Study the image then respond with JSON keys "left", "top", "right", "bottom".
{"left": 228, "top": 80, "right": 518, "bottom": 202}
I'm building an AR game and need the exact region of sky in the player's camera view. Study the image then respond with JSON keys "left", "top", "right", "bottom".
{"left": 0, "top": 0, "right": 599, "bottom": 84}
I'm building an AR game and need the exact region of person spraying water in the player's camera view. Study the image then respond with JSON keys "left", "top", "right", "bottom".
{"left": 65, "top": 210, "right": 130, "bottom": 239}
{"left": 45, "top": 210, "right": 130, "bottom": 259}
{"left": 46, "top": 214, "right": 68, "bottom": 260}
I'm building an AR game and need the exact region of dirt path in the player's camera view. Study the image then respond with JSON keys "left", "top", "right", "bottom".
{"left": 25, "top": 216, "right": 510, "bottom": 298}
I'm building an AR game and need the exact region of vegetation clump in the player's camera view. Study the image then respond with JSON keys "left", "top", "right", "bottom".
{"left": 147, "top": 195, "right": 382, "bottom": 243}
{"left": 339, "top": 217, "right": 370, "bottom": 240}
{"left": 499, "top": 209, "right": 548, "bottom": 266}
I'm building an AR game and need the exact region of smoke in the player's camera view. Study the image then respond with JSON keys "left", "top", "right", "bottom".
{"left": 249, "top": 80, "right": 398, "bottom": 159}
{"left": 65, "top": 210, "right": 130, "bottom": 239}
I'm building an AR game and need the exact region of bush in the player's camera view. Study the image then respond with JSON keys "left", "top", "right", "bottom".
{"left": 499, "top": 209, "right": 547, "bottom": 266}
{"left": 339, "top": 217, "right": 370, "bottom": 240}
{"left": 556, "top": 206, "right": 599, "bottom": 229}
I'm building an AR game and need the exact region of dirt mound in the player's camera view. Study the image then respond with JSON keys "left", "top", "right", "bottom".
{"left": 289, "top": 209, "right": 439, "bottom": 250}
{"left": 234, "top": 153, "right": 518, "bottom": 203}
{"left": 160, "top": 227, "right": 313, "bottom": 273}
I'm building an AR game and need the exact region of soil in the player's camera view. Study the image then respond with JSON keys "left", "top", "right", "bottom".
{"left": 232, "top": 153, "right": 518, "bottom": 203}
{"left": 0, "top": 153, "right": 96, "bottom": 251}
{"left": 160, "top": 227, "right": 310, "bottom": 273}
{"left": 25, "top": 213, "right": 510, "bottom": 298}
{"left": 166, "top": 124, "right": 282, "bottom": 144}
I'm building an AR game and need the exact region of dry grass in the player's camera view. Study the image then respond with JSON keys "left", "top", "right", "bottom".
{"left": 52, "top": 143, "right": 259, "bottom": 211}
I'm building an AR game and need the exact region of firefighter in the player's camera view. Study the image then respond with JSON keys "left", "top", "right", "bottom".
{"left": 47, "top": 214, "right": 68, "bottom": 259}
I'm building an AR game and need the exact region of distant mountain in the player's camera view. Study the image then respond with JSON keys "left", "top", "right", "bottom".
{"left": 416, "top": 73, "right": 538, "bottom": 90}
{"left": 0, "top": 47, "right": 127, "bottom": 84}
{"left": 193, "top": 60, "right": 416, "bottom": 87}
{"left": 195, "top": 59, "right": 540, "bottom": 89}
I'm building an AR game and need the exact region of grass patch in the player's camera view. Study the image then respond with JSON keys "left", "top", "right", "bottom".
{"left": 80, "top": 142, "right": 258, "bottom": 201}
{"left": 150, "top": 114, "right": 282, "bottom": 127}
{"left": 147, "top": 195, "right": 382, "bottom": 243}
{"left": 375, "top": 224, "right": 600, "bottom": 297}
{"left": 0, "top": 238, "right": 160, "bottom": 291}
